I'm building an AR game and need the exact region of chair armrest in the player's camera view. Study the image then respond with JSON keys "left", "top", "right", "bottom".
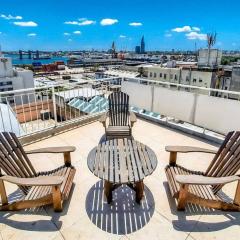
{"left": 25, "top": 146, "right": 76, "bottom": 154}
{"left": 129, "top": 111, "right": 137, "bottom": 127}
{"left": 165, "top": 146, "right": 217, "bottom": 154}
{"left": 176, "top": 174, "right": 240, "bottom": 186}
{"left": 0, "top": 175, "right": 64, "bottom": 186}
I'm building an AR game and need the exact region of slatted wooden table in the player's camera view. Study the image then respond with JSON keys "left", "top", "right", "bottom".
{"left": 87, "top": 138, "right": 158, "bottom": 203}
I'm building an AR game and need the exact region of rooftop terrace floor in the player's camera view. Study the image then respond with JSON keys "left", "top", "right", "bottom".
{"left": 1, "top": 118, "right": 240, "bottom": 240}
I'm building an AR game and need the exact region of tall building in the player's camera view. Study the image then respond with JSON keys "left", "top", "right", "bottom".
{"left": 140, "top": 36, "right": 145, "bottom": 54}
{"left": 135, "top": 46, "right": 141, "bottom": 54}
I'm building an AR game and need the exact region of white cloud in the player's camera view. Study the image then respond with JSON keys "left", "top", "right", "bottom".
{"left": 68, "top": 39, "right": 72, "bottom": 42}
{"left": 64, "top": 32, "right": 71, "bottom": 36}
{"left": 172, "top": 26, "right": 192, "bottom": 32}
{"left": 27, "top": 33, "right": 36, "bottom": 37}
{"left": 100, "top": 18, "right": 118, "bottom": 26}
{"left": 129, "top": 22, "right": 142, "bottom": 27}
{"left": 165, "top": 33, "right": 172, "bottom": 37}
{"left": 119, "top": 35, "right": 126, "bottom": 38}
{"left": 192, "top": 27, "right": 200, "bottom": 32}
{"left": 64, "top": 21, "right": 79, "bottom": 25}
{"left": 186, "top": 31, "right": 207, "bottom": 40}
{"left": 13, "top": 21, "right": 38, "bottom": 27}
{"left": 64, "top": 19, "right": 96, "bottom": 26}
{"left": 73, "top": 30, "right": 81, "bottom": 34}
{"left": 0, "top": 32, "right": 2, "bottom": 34}
{"left": 78, "top": 19, "right": 95, "bottom": 25}
{"left": 1, "top": 14, "right": 22, "bottom": 20}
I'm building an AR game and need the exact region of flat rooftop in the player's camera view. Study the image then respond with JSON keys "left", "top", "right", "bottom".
{"left": 1, "top": 118, "right": 240, "bottom": 240}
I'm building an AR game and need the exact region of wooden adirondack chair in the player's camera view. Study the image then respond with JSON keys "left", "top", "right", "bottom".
{"left": 0, "top": 132, "right": 76, "bottom": 212}
{"left": 99, "top": 92, "right": 137, "bottom": 139}
{"left": 165, "top": 131, "right": 240, "bottom": 211}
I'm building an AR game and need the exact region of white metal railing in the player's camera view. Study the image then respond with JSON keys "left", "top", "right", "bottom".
{"left": 123, "top": 77, "right": 240, "bottom": 97}
{"left": 0, "top": 77, "right": 121, "bottom": 136}
{"left": 1, "top": 75, "right": 240, "bottom": 138}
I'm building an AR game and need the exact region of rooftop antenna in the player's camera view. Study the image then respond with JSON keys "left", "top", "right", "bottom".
{"left": 207, "top": 32, "right": 217, "bottom": 66}
{"left": 0, "top": 45, "right": 2, "bottom": 57}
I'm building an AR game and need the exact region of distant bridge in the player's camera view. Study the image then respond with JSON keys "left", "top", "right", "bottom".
{"left": 18, "top": 50, "right": 42, "bottom": 59}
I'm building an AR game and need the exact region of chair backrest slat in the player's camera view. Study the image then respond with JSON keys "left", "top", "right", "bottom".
{"left": 205, "top": 131, "right": 240, "bottom": 193}
{"left": 108, "top": 92, "right": 129, "bottom": 126}
{"left": 0, "top": 132, "right": 37, "bottom": 179}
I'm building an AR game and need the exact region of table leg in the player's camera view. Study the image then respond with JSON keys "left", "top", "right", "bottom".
{"left": 104, "top": 180, "right": 113, "bottom": 204}
{"left": 135, "top": 181, "right": 144, "bottom": 204}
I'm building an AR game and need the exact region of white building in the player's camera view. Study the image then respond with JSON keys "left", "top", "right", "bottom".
{"left": 146, "top": 65, "right": 218, "bottom": 94}
{"left": 198, "top": 49, "right": 222, "bottom": 67}
{"left": 0, "top": 56, "right": 34, "bottom": 104}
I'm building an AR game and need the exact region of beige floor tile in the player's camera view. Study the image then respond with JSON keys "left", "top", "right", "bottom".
{"left": 190, "top": 213, "right": 240, "bottom": 240}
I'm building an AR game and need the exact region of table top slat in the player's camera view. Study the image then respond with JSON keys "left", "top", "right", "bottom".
{"left": 114, "top": 139, "right": 120, "bottom": 183}
{"left": 131, "top": 140, "right": 145, "bottom": 181}
{"left": 94, "top": 145, "right": 101, "bottom": 177}
{"left": 124, "top": 138, "right": 134, "bottom": 182}
{"left": 136, "top": 142, "right": 149, "bottom": 175}
{"left": 103, "top": 142, "right": 109, "bottom": 180}
{"left": 109, "top": 140, "right": 114, "bottom": 182}
{"left": 140, "top": 143, "right": 153, "bottom": 174}
{"left": 127, "top": 139, "right": 139, "bottom": 182}
{"left": 118, "top": 139, "right": 128, "bottom": 183}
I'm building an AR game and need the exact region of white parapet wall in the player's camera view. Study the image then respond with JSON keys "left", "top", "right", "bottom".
{"left": 121, "top": 81, "right": 152, "bottom": 111}
{"left": 153, "top": 87, "right": 196, "bottom": 123}
{"left": 194, "top": 95, "right": 240, "bottom": 135}
{"left": 121, "top": 80, "right": 240, "bottom": 135}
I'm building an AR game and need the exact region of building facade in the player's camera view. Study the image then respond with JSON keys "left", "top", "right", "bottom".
{"left": 146, "top": 65, "right": 218, "bottom": 94}
{"left": 0, "top": 56, "right": 34, "bottom": 104}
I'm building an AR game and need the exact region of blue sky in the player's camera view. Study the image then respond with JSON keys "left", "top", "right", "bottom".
{"left": 0, "top": 0, "right": 240, "bottom": 51}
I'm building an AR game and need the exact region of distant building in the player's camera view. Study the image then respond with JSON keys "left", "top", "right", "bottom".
{"left": 0, "top": 55, "right": 34, "bottom": 104}
{"left": 141, "top": 36, "right": 145, "bottom": 54}
{"left": 198, "top": 49, "right": 222, "bottom": 67}
{"left": 146, "top": 65, "right": 219, "bottom": 94}
{"left": 135, "top": 46, "right": 141, "bottom": 54}
{"left": 135, "top": 36, "right": 146, "bottom": 54}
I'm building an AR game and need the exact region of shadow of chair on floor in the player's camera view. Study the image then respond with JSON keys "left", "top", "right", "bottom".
{"left": 163, "top": 181, "right": 240, "bottom": 233}
{"left": 0, "top": 183, "right": 76, "bottom": 232}
{"left": 85, "top": 180, "right": 155, "bottom": 235}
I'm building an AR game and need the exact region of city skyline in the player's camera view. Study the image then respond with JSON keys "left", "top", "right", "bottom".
{"left": 1, "top": 0, "right": 240, "bottom": 51}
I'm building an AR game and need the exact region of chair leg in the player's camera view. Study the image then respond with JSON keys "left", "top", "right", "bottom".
{"left": 64, "top": 152, "right": 71, "bottom": 167}
{"left": 169, "top": 152, "right": 177, "bottom": 166}
{"left": 0, "top": 179, "right": 8, "bottom": 206}
{"left": 135, "top": 181, "right": 144, "bottom": 204}
{"left": 104, "top": 180, "right": 113, "bottom": 203}
{"left": 52, "top": 186, "right": 62, "bottom": 212}
{"left": 177, "top": 184, "right": 188, "bottom": 211}
{"left": 234, "top": 180, "right": 240, "bottom": 206}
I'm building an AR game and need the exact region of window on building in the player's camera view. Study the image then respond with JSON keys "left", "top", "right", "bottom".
{"left": 174, "top": 75, "right": 178, "bottom": 80}
{"left": 193, "top": 78, "right": 197, "bottom": 83}
{"left": 199, "top": 79, "right": 203, "bottom": 83}
{"left": 150, "top": 72, "right": 152, "bottom": 77}
{"left": 154, "top": 72, "right": 156, "bottom": 78}
{"left": 164, "top": 74, "right": 167, "bottom": 79}
{"left": 170, "top": 74, "right": 173, "bottom": 79}
{"left": 186, "top": 76, "right": 189, "bottom": 82}
{"left": 159, "top": 73, "right": 162, "bottom": 78}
